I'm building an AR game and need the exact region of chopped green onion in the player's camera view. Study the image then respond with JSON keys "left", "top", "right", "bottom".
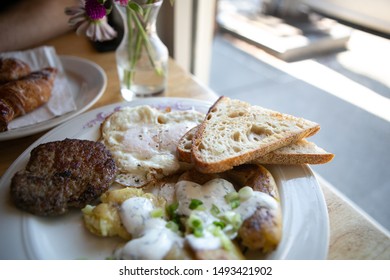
{"left": 230, "top": 200, "right": 240, "bottom": 209}
{"left": 224, "top": 191, "right": 241, "bottom": 209}
{"left": 210, "top": 204, "right": 221, "bottom": 217}
{"left": 213, "top": 221, "right": 226, "bottom": 229}
{"left": 166, "top": 202, "right": 178, "bottom": 217}
{"left": 224, "top": 191, "right": 239, "bottom": 203}
{"left": 189, "top": 199, "right": 203, "bottom": 210}
{"left": 165, "top": 221, "right": 179, "bottom": 233}
{"left": 219, "top": 233, "right": 233, "bottom": 250}
{"left": 193, "top": 228, "right": 204, "bottom": 238}
{"left": 188, "top": 213, "right": 203, "bottom": 227}
{"left": 187, "top": 213, "right": 204, "bottom": 237}
{"left": 81, "top": 205, "right": 95, "bottom": 214}
{"left": 209, "top": 225, "right": 233, "bottom": 251}
{"left": 238, "top": 186, "right": 254, "bottom": 201}
{"left": 150, "top": 208, "right": 163, "bottom": 218}
{"left": 190, "top": 218, "right": 202, "bottom": 229}
{"left": 225, "top": 191, "right": 241, "bottom": 209}
{"left": 166, "top": 202, "right": 181, "bottom": 225}
{"left": 221, "top": 211, "right": 242, "bottom": 231}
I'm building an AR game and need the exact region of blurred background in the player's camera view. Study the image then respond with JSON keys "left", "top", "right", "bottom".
{"left": 164, "top": 0, "right": 390, "bottom": 231}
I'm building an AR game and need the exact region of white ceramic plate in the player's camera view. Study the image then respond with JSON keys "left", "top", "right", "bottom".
{"left": 0, "top": 98, "right": 329, "bottom": 260}
{"left": 0, "top": 55, "right": 107, "bottom": 141}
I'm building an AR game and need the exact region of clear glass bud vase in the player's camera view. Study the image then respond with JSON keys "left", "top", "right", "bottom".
{"left": 115, "top": 0, "right": 168, "bottom": 100}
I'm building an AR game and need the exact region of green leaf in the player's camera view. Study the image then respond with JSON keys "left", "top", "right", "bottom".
{"left": 105, "top": 6, "right": 113, "bottom": 16}
{"left": 128, "top": 2, "right": 144, "bottom": 16}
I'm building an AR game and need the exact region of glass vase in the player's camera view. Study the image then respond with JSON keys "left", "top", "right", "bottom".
{"left": 115, "top": 0, "right": 168, "bottom": 100}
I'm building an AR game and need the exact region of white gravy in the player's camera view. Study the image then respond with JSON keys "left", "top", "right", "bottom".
{"left": 115, "top": 197, "right": 183, "bottom": 260}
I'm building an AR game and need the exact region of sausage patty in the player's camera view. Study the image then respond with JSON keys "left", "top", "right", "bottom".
{"left": 10, "top": 138, "right": 117, "bottom": 216}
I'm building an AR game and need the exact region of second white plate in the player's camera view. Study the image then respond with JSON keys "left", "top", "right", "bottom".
{"left": 0, "top": 55, "right": 107, "bottom": 141}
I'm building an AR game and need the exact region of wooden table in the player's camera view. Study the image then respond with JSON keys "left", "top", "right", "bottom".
{"left": 1, "top": 32, "right": 389, "bottom": 260}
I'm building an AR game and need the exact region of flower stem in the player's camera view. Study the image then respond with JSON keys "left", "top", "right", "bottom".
{"left": 131, "top": 11, "right": 156, "bottom": 67}
{"left": 125, "top": 7, "right": 134, "bottom": 89}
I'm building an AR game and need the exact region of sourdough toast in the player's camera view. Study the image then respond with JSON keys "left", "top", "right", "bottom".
{"left": 178, "top": 126, "right": 333, "bottom": 165}
{"left": 191, "top": 96, "right": 321, "bottom": 173}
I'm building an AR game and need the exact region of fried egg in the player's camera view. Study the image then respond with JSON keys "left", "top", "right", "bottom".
{"left": 101, "top": 105, "right": 205, "bottom": 187}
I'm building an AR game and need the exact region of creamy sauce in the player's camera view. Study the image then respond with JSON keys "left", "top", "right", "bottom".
{"left": 236, "top": 191, "right": 278, "bottom": 220}
{"left": 116, "top": 178, "right": 280, "bottom": 257}
{"left": 115, "top": 197, "right": 183, "bottom": 260}
{"left": 186, "top": 231, "right": 221, "bottom": 251}
{"left": 175, "top": 178, "right": 279, "bottom": 251}
{"left": 176, "top": 179, "right": 234, "bottom": 216}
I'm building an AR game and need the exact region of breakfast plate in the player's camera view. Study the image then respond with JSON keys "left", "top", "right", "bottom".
{"left": 0, "top": 55, "right": 107, "bottom": 141}
{"left": 0, "top": 98, "right": 329, "bottom": 260}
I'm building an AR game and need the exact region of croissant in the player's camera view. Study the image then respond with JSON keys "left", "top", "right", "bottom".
{"left": 0, "top": 67, "right": 57, "bottom": 132}
{"left": 0, "top": 57, "right": 31, "bottom": 84}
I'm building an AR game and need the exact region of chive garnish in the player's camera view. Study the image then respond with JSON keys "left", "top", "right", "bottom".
{"left": 189, "top": 199, "right": 203, "bottom": 210}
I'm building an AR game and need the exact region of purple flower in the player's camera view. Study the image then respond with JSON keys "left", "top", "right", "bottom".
{"left": 65, "top": 0, "right": 117, "bottom": 41}
{"left": 65, "top": 0, "right": 170, "bottom": 42}
{"left": 85, "top": 0, "right": 107, "bottom": 20}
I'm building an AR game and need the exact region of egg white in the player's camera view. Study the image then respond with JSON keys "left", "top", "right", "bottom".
{"left": 101, "top": 105, "right": 205, "bottom": 187}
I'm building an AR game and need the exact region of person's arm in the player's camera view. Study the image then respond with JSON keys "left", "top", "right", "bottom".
{"left": 0, "top": 0, "right": 79, "bottom": 52}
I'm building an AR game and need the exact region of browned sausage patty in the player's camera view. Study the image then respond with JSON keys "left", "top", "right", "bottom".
{"left": 10, "top": 138, "right": 117, "bottom": 216}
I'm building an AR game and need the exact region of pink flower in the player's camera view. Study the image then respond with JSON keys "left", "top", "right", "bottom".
{"left": 114, "top": 0, "right": 129, "bottom": 6}
{"left": 85, "top": 0, "right": 107, "bottom": 20}
{"left": 65, "top": 0, "right": 117, "bottom": 41}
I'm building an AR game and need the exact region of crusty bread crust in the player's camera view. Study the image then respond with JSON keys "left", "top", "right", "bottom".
{"left": 177, "top": 127, "right": 334, "bottom": 165}
{"left": 177, "top": 126, "right": 197, "bottom": 163}
{"left": 252, "top": 139, "right": 334, "bottom": 164}
{"left": 191, "top": 96, "right": 321, "bottom": 173}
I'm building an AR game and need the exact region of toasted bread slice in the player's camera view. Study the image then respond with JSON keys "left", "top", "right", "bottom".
{"left": 178, "top": 126, "right": 333, "bottom": 165}
{"left": 191, "top": 96, "right": 321, "bottom": 173}
{"left": 251, "top": 138, "right": 334, "bottom": 165}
